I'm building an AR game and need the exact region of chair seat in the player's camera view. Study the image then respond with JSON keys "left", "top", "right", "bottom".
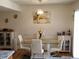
{"left": 50, "top": 48, "right": 61, "bottom": 52}
{"left": 21, "top": 46, "right": 30, "bottom": 51}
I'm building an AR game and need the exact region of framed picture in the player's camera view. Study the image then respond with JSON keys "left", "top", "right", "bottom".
{"left": 33, "top": 10, "right": 50, "bottom": 24}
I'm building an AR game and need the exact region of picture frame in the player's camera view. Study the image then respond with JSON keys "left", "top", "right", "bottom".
{"left": 33, "top": 10, "right": 50, "bottom": 24}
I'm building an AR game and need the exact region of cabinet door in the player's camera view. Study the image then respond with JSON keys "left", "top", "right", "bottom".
{"left": 0, "top": 33, "right": 4, "bottom": 46}
{"left": 64, "top": 40, "right": 70, "bottom": 51}
{"left": 5, "top": 32, "right": 11, "bottom": 46}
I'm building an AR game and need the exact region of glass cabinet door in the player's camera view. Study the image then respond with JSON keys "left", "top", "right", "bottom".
{"left": 6, "top": 33, "right": 11, "bottom": 46}
{"left": 0, "top": 33, "right": 4, "bottom": 46}
{"left": 64, "top": 40, "right": 70, "bottom": 51}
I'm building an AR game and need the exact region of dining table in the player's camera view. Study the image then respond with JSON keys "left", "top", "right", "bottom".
{"left": 0, "top": 50, "right": 15, "bottom": 59}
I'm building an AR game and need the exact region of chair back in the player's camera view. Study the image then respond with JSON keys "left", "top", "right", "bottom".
{"left": 31, "top": 39, "right": 43, "bottom": 54}
{"left": 58, "top": 36, "right": 64, "bottom": 50}
{"left": 18, "top": 34, "right": 23, "bottom": 47}
{"left": 18, "top": 34, "right": 23, "bottom": 42}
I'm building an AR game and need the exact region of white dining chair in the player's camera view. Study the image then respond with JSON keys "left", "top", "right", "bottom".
{"left": 18, "top": 34, "right": 30, "bottom": 51}
{"left": 31, "top": 39, "right": 44, "bottom": 59}
{"left": 50, "top": 37, "right": 64, "bottom": 56}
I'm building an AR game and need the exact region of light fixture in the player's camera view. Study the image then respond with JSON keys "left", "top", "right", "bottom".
{"left": 37, "top": 9, "right": 44, "bottom": 15}
{"left": 38, "top": 0, "right": 42, "bottom": 3}
{"left": 39, "top": 0, "right": 42, "bottom": 2}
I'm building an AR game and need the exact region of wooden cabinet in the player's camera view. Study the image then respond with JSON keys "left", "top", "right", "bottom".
{"left": 0, "top": 31, "right": 14, "bottom": 49}
{"left": 58, "top": 35, "right": 71, "bottom": 52}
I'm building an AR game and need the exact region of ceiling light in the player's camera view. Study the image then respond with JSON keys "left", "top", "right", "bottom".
{"left": 38, "top": 0, "right": 42, "bottom": 2}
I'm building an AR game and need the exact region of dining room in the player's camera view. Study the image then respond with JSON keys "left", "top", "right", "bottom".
{"left": 0, "top": 0, "right": 79, "bottom": 59}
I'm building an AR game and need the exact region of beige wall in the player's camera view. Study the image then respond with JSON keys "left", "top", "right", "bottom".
{"left": 0, "top": 4, "right": 74, "bottom": 38}
{"left": 0, "top": 4, "right": 74, "bottom": 48}
{"left": 73, "top": 0, "right": 79, "bottom": 10}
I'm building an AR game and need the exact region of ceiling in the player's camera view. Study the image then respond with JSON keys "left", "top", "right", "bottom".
{"left": 0, "top": 6, "right": 15, "bottom": 12}
{"left": 11, "top": 0, "right": 77, "bottom": 5}
{"left": 0, "top": 0, "right": 77, "bottom": 12}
